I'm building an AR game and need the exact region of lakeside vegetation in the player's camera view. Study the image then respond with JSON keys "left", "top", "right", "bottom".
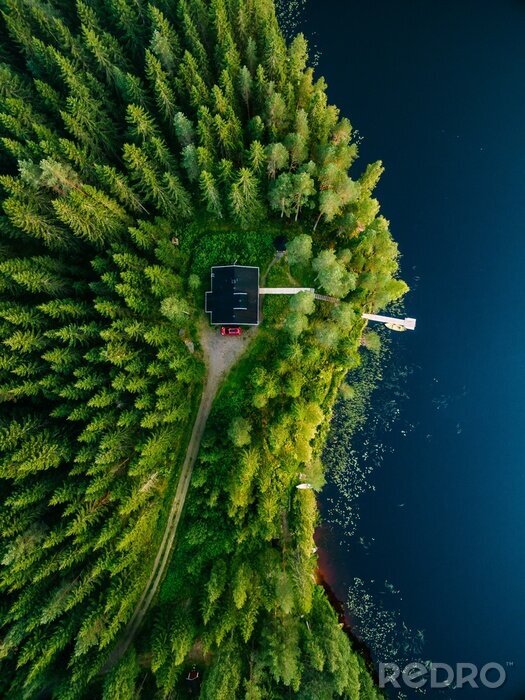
{"left": 0, "top": 0, "right": 406, "bottom": 697}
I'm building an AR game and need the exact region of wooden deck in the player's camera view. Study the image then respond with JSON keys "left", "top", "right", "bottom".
{"left": 362, "top": 313, "right": 416, "bottom": 330}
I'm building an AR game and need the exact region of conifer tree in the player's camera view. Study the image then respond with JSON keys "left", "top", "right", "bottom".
{"left": 199, "top": 170, "right": 223, "bottom": 219}
{"left": 229, "top": 167, "right": 263, "bottom": 228}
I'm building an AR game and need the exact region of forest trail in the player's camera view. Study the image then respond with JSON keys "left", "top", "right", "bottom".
{"left": 105, "top": 253, "right": 282, "bottom": 669}
{"left": 104, "top": 322, "right": 255, "bottom": 669}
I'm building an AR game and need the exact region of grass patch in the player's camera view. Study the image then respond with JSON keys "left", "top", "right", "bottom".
{"left": 180, "top": 218, "right": 278, "bottom": 279}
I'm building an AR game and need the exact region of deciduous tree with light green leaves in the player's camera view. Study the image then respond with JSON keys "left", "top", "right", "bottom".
{"left": 228, "top": 416, "right": 252, "bottom": 447}
{"left": 290, "top": 290, "right": 316, "bottom": 315}
{"left": 312, "top": 248, "right": 357, "bottom": 298}
{"left": 286, "top": 233, "right": 313, "bottom": 267}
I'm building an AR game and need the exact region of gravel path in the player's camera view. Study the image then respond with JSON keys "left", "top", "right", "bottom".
{"left": 103, "top": 321, "right": 256, "bottom": 670}
{"left": 200, "top": 322, "right": 256, "bottom": 390}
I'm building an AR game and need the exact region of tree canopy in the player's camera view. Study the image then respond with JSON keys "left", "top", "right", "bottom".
{"left": 0, "top": 0, "right": 406, "bottom": 697}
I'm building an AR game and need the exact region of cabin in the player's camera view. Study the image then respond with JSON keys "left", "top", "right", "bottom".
{"left": 205, "top": 265, "right": 260, "bottom": 326}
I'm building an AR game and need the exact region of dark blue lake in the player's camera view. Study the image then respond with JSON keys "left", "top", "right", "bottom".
{"left": 302, "top": 1, "right": 525, "bottom": 698}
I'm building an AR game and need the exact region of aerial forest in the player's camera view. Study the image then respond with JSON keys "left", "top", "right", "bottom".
{"left": 0, "top": 0, "right": 406, "bottom": 697}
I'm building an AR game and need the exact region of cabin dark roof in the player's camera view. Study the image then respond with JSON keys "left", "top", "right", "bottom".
{"left": 205, "top": 265, "right": 259, "bottom": 325}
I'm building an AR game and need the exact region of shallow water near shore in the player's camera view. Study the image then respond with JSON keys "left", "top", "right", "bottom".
{"left": 295, "top": 1, "right": 525, "bottom": 698}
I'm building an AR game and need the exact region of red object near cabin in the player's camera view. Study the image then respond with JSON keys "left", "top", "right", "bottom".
{"left": 221, "top": 326, "right": 242, "bottom": 336}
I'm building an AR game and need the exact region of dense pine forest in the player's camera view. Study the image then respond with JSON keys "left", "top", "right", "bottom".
{"left": 0, "top": 0, "right": 407, "bottom": 697}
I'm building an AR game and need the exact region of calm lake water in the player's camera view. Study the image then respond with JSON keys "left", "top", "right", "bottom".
{"left": 302, "top": 1, "right": 525, "bottom": 698}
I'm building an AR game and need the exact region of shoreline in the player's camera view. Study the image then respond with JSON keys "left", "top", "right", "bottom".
{"left": 314, "top": 527, "right": 379, "bottom": 685}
